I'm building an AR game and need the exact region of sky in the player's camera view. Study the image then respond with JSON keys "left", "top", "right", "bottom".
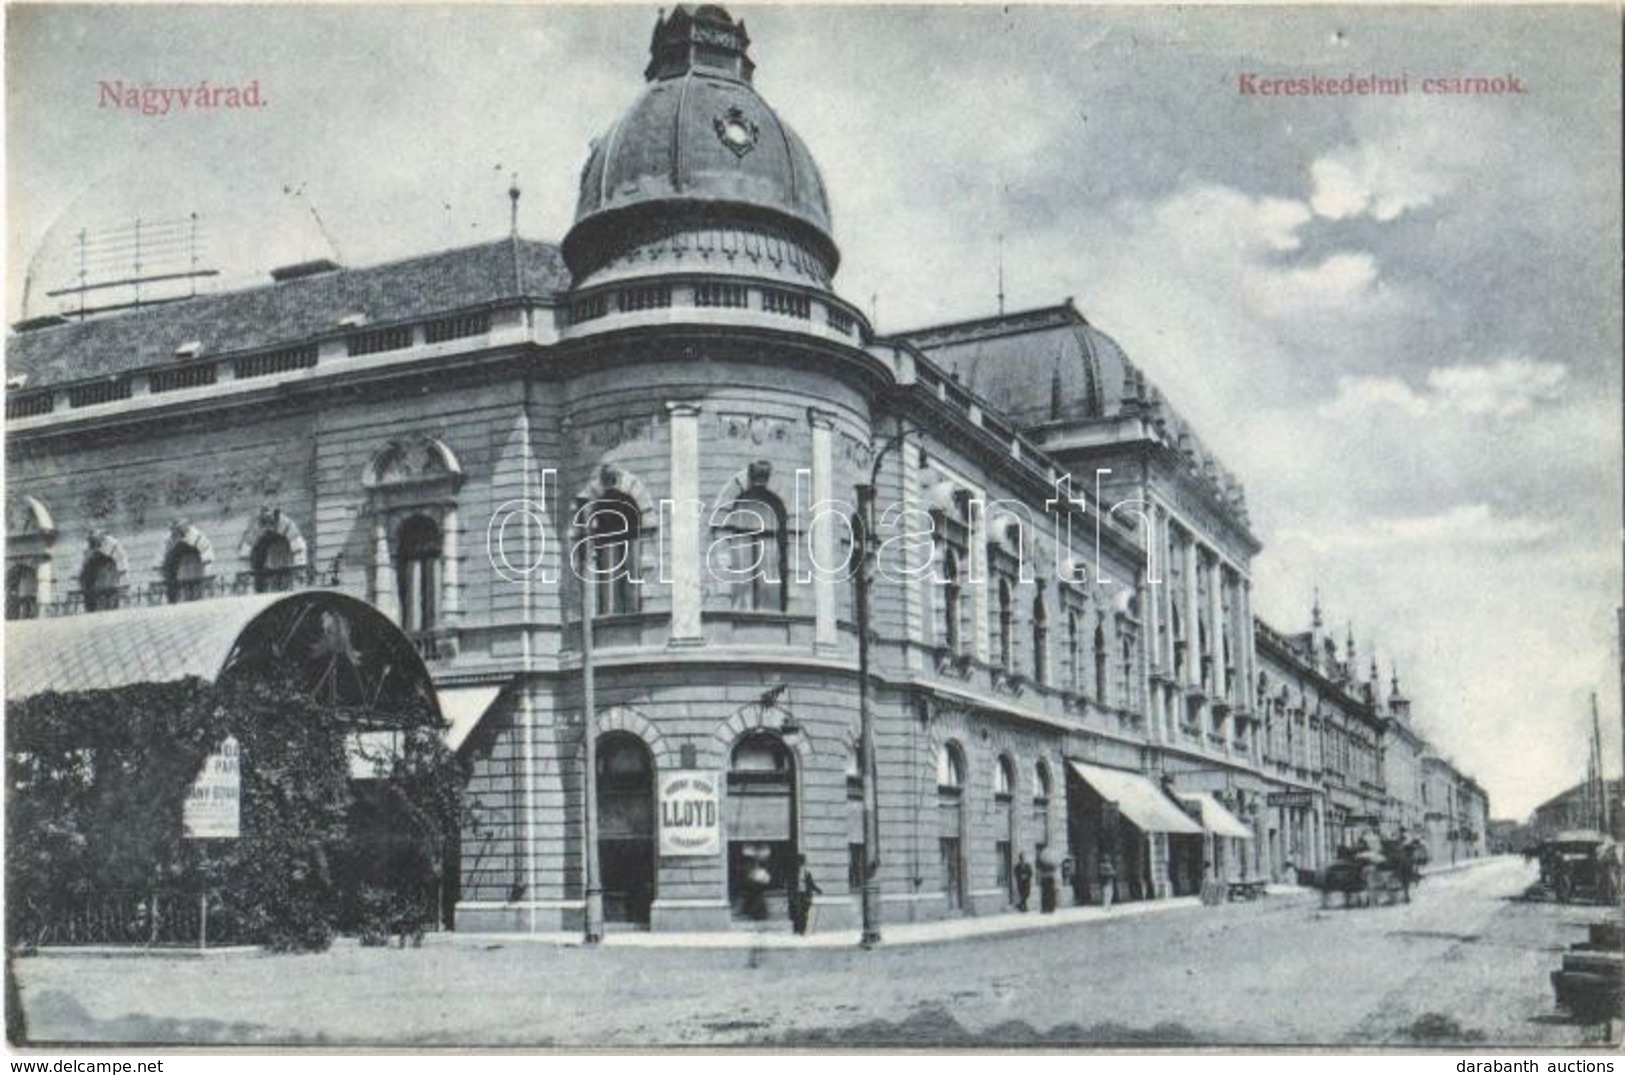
{"left": 6, "top": 3, "right": 1622, "bottom": 818}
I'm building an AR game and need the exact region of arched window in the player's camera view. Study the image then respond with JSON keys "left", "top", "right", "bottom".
{"left": 396, "top": 515, "right": 441, "bottom": 633}
{"left": 719, "top": 490, "right": 786, "bottom": 612}
{"left": 994, "top": 754, "right": 1015, "bottom": 799}
{"left": 727, "top": 732, "right": 796, "bottom": 920}
{"left": 587, "top": 493, "right": 640, "bottom": 616}
{"left": 1119, "top": 631, "right": 1136, "bottom": 709}
{"left": 164, "top": 545, "right": 206, "bottom": 604}
{"left": 252, "top": 532, "right": 295, "bottom": 593}
{"left": 1067, "top": 610, "right": 1081, "bottom": 693}
{"left": 6, "top": 564, "right": 38, "bottom": 620}
{"left": 1093, "top": 621, "right": 1109, "bottom": 703}
{"left": 997, "top": 578, "right": 1014, "bottom": 672}
{"left": 81, "top": 552, "right": 121, "bottom": 612}
{"left": 1033, "top": 758, "right": 1053, "bottom": 849}
{"left": 936, "top": 741, "right": 966, "bottom": 791}
{"left": 1032, "top": 594, "right": 1049, "bottom": 684}
{"left": 942, "top": 547, "right": 963, "bottom": 653}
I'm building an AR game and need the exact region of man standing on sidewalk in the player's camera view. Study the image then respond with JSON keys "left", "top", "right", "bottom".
{"left": 1099, "top": 856, "right": 1117, "bottom": 910}
{"left": 1014, "top": 853, "right": 1034, "bottom": 912}
{"left": 790, "top": 856, "right": 822, "bottom": 935}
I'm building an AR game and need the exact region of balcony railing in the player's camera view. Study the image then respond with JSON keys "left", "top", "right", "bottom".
{"left": 42, "top": 565, "right": 341, "bottom": 618}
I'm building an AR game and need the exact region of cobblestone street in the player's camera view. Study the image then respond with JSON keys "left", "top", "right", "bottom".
{"left": 13, "top": 857, "right": 1618, "bottom": 1048}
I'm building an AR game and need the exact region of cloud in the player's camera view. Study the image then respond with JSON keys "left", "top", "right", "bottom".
{"left": 1427, "top": 359, "right": 1569, "bottom": 417}
{"left": 1277, "top": 503, "right": 1560, "bottom": 554}
{"left": 1319, "top": 359, "right": 1569, "bottom": 420}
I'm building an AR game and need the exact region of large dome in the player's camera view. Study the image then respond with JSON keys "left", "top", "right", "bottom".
{"left": 563, "top": 6, "right": 838, "bottom": 281}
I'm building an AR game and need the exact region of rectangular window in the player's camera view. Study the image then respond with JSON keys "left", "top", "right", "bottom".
{"left": 569, "top": 294, "right": 608, "bottom": 324}
{"left": 347, "top": 325, "right": 414, "bottom": 357}
{"left": 617, "top": 285, "right": 672, "bottom": 313}
{"left": 761, "top": 288, "right": 811, "bottom": 319}
{"left": 149, "top": 363, "right": 218, "bottom": 394}
{"left": 234, "top": 344, "right": 318, "bottom": 379}
{"left": 6, "top": 392, "right": 54, "bottom": 419}
{"left": 848, "top": 843, "right": 864, "bottom": 893}
{"left": 424, "top": 312, "right": 491, "bottom": 344}
{"left": 67, "top": 378, "right": 133, "bottom": 408}
{"left": 695, "top": 282, "right": 748, "bottom": 308}
{"left": 995, "top": 839, "right": 1012, "bottom": 892}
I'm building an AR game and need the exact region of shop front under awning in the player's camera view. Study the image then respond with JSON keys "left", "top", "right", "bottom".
{"left": 1176, "top": 792, "right": 1255, "bottom": 839}
{"left": 1068, "top": 761, "right": 1202, "bottom": 835}
{"left": 437, "top": 683, "right": 508, "bottom": 752}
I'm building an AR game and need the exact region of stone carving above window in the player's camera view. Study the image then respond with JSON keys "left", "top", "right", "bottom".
{"left": 362, "top": 435, "right": 464, "bottom": 491}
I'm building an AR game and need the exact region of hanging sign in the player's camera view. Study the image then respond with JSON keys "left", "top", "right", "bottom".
{"left": 184, "top": 735, "right": 241, "bottom": 839}
{"left": 658, "top": 770, "right": 720, "bottom": 857}
{"left": 1267, "top": 791, "right": 1316, "bottom": 808}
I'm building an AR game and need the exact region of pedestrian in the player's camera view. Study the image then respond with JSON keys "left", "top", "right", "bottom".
{"left": 1038, "top": 847, "right": 1059, "bottom": 913}
{"left": 1099, "top": 855, "right": 1117, "bottom": 910}
{"left": 1014, "top": 852, "right": 1034, "bottom": 912}
{"left": 790, "top": 855, "right": 822, "bottom": 935}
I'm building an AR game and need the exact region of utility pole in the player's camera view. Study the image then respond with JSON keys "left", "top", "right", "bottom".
{"left": 853, "top": 422, "right": 920, "bottom": 949}
{"left": 1592, "top": 692, "right": 1608, "bottom": 834}
{"left": 580, "top": 511, "right": 604, "bottom": 945}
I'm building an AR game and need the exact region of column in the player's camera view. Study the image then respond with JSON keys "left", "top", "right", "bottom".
{"left": 808, "top": 408, "right": 838, "bottom": 651}
{"left": 1208, "top": 558, "right": 1227, "bottom": 704}
{"left": 1182, "top": 536, "right": 1200, "bottom": 690}
{"left": 441, "top": 505, "right": 462, "bottom": 622}
{"left": 372, "top": 516, "right": 400, "bottom": 623}
{"left": 971, "top": 492, "right": 990, "bottom": 663}
{"left": 666, "top": 402, "right": 703, "bottom": 643}
{"left": 1143, "top": 504, "right": 1164, "bottom": 742}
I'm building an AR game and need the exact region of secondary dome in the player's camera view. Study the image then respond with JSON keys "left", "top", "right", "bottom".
{"left": 563, "top": 5, "right": 838, "bottom": 281}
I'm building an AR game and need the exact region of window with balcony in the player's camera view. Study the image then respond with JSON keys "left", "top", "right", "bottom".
{"left": 396, "top": 515, "right": 442, "bottom": 633}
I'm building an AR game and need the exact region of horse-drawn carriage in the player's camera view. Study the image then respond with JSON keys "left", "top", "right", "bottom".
{"left": 1531, "top": 830, "right": 1621, "bottom": 905}
{"left": 1303, "top": 838, "right": 1426, "bottom": 909}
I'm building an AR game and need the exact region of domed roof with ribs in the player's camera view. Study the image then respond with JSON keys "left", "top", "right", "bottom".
{"left": 564, "top": 6, "right": 837, "bottom": 279}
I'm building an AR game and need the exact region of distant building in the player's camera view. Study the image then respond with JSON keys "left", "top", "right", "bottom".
{"left": 1528, "top": 778, "right": 1623, "bottom": 841}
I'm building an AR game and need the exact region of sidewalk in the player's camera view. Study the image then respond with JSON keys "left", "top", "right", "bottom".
{"left": 434, "top": 883, "right": 1315, "bottom": 951}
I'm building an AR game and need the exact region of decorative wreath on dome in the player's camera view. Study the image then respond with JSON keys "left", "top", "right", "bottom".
{"left": 713, "top": 106, "right": 759, "bottom": 158}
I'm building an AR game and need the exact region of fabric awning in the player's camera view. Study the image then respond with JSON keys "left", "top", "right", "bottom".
{"left": 1068, "top": 761, "right": 1202, "bottom": 835}
{"left": 437, "top": 684, "right": 506, "bottom": 751}
{"left": 1176, "top": 792, "right": 1255, "bottom": 840}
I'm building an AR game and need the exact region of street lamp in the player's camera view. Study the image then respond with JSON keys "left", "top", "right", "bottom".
{"left": 854, "top": 423, "right": 921, "bottom": 949}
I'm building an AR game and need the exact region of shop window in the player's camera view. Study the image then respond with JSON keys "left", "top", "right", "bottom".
{"left": 164, "top": 545, "right": 206, "bottom": 604}
{"left": 6, "top": 564, "right": 39, "bottom": 620}
{"left": 717, "top": 490, "right": 786, "bottom": 612}
{"left": 252, "top": 533, "right": 295, "bottom": 593}
{"left": 396, "top": 515, "right": 442, "bottom": 633}
{"left": 81, "top": 552, "right": 122, "bottom": 613}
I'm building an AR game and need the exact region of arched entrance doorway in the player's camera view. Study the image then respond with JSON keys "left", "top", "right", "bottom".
{"left": 726, "top": 732, "right": 796, "bottom": 922}
{"left": 597, "top": 732, "right": 656, "bottom": 925}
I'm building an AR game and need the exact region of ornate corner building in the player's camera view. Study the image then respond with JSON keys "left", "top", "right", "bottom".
{"left": 4, "top": 5, "right": 1489, "bottom": 934}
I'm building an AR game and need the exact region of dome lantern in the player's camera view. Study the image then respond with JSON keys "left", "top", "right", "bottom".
{"left": 645, "top": 5, "right": 756, "bottom": 84}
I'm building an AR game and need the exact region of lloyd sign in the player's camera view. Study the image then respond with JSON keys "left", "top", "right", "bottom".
{"left": 184, "top": 735, "right": 241, "bottom": 839}
{"left": 658, "top": 770, "right": 720, "bottom": 857}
